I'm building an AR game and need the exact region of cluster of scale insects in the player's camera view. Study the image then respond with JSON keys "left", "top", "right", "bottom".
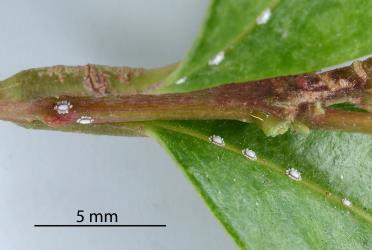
{"left": 208, "top": 134, "right": 353, "bottom": 209}
{"left": 54, "top": 100, "right": 94, "bottom": 124}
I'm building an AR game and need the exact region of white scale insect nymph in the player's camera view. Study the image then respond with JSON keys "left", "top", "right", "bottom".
{"left": 256, "top": 8, "right": 271, "bottom": 25}
{"left": 175, "top": 77, "right": 187, "bottom": 85}
{"left": 54, "top": 100, "right": 73, "bottom": 115}
{"left": 209, "top": 135, "right": 225, "bottom": 146}
{"left": 208, "top": 51, "right": 225, "bottom": 66}
{"left": 77, "top": 115, "right": 94, "bottom": 125}
{"left": 242, "top": 148, "right": 257, "bottom": 161}
{"left": 286, "top": 168, "right": 302, "bottom": 181}
{"left": 342, "top": 198, "right": 352, "bottom": 207}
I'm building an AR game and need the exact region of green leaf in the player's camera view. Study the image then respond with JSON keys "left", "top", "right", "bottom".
{"left": 156, "top": 0, "right": 371, "bottom": 93}
{"left": 147, "top": 0, "right": 372, "bottom": 249}
{"left": 151, "top": 121, "right": 372, "bottom": 249}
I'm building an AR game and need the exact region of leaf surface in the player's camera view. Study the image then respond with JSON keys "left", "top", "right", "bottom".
{"left": 151, "top": 121, "right": 372, "bottom": 249}
{"left": 157, "top": 0, "right": 372, "bottom": 93}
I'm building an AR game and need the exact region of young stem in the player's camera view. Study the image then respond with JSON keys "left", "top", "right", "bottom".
{"left": 0, "top": 58, "right": 371, "bottom": 136}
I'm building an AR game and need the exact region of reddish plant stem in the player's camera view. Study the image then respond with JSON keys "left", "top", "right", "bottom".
{"left": 0, "top": 58, "right": 371, "bottom": 134}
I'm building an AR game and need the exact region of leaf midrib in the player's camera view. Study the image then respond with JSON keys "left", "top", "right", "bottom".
{"left": 148, "top": 121, "right": 372, "bottom": 224}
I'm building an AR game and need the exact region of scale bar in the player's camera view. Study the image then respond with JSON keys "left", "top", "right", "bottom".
{"left": 34, "top": 224, "right": 166, "bottom": 227}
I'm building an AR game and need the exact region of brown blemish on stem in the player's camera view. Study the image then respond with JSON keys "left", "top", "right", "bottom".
{"left": 353, "top": 61, "right": 367, "bottom": 81}
{"left": 83, "top": 64, "right": 111, "bottom": 97}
